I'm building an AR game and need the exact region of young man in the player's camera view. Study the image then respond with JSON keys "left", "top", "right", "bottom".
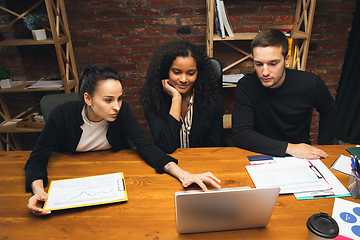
{"left": 232, "top": 29, "right": 338, "bottom": 159}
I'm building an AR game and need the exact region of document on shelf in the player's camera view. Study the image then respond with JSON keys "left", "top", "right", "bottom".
{"left": 43, "top": 172, "right": 127, "bottom": 211}
{"left": 245, "top": 160, "right": 331, "bottom": 194}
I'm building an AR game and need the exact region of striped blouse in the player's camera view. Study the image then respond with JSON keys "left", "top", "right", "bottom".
{"left": 179, "top": 94, "right": 194, "bottom": 148}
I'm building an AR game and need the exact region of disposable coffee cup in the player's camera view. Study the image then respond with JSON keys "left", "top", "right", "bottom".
{"left": 306, "top": 212, "right": 339, "bottom": 240}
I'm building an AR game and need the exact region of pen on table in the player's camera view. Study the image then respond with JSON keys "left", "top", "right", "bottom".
{"left": 351, "top": 156, "right": 360, "bottom": 178}
{"left": 311, "top": 191, "right": 335, "bottom": 198}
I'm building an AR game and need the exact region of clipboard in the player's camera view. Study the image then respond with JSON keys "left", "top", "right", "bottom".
{"left": 43, "top": 172, "right": 128, "bottom": 211}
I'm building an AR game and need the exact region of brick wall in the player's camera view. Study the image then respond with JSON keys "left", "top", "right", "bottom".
{"left": 0, "top": 0, "right": 357, "bottom": 149}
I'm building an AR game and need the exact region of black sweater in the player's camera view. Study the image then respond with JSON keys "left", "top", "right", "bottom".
{"left": 232, "top": 68, "right": 338, "bottom": 157}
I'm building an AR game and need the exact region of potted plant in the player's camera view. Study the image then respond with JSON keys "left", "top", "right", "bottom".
{"left": 0, "top": 65, "right": 13, "bottom": 88}
{"left": 23, "top": 14, "right": 47, "bottom": 41}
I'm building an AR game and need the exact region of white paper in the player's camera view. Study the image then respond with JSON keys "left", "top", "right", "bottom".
{"left": 331, "top": 154, "right": 352, "bottom": 176}
{"left": 332, "top": 198, "right": 360, "bottom": 239}
{"left": 28, "top": 80, "right": 63, "bottom": 89}
{"left": 223, "top": 74, "right": 244, "bottom": 84}
{"left": 44, "top": 172, "right": 126, "bottom": 211}
{"left": 245, "top": 160, "right": 331, "bottom": 194}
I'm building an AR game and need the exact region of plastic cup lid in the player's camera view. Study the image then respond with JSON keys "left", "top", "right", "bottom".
{"left": 306, "top": 212, "right": 339, "bottom": 239}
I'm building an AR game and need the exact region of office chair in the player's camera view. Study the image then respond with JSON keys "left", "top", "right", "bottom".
{"left": 40, "top": 92, "right": 80, "bottom": 121}
{"left": 209, "top": 58, "right": 223, "bottom": 94}
{"left": 40, "top": 92, "right": 136, "bottom": 149}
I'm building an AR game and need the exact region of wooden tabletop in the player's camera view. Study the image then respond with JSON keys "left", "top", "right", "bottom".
{"left": 0, "top": 145, "right": 358, "bottom": 239}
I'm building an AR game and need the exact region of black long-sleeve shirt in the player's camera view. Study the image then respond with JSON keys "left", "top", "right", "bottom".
{"left": 232, "top": 68, "right": 338, "bottom": 157}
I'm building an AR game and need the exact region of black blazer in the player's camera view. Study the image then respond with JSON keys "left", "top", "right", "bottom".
{"left": 24, "top": 100, "right": 177, "bottom": 192}
{"left": 144, "top": 93, "right": 224, "bottom": 153}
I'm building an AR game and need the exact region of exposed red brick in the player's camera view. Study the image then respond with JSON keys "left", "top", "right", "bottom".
{"left": 180, "top": 17, "right": 206, "bottom": 26}
{"left": 229, "top": 16, "right": 242, "bottom": 24}
{"left": 315, "top": 60, "right": 344, "bottom": 67}
{"left": 0, "top": 53, "right": 18, "bottom": 60}
{"left": 100, "top": 10, "right": 128, "bottom": 18}
{"left": 92, "top": 56, "right": 119, "bottom": 63}
{"left": 118, "top": 0, "right": 148, "bottom": 8}
{"left": 328, "top": 68, "right": 342, "bottom": 75}
{"left": 333, "top": 51, "right": 346, "bottom": 58}
{"left": 276, "top": 15, "right": 294, "bottom": 24}
{"left": 90, "top": 38, "right": 120, "bottom": 46}
{"left": 149, "top": 18, "right": 177, "bottom": 25}
{"left": 162, "top": 26, "right": 180, "bottom": 34}
{"left": 195, "top": 7, "right": 206, "bottom": 16}
{"left": 311, "top": 34, "right": 334, "bottom": 41}
{"left": 232, "top": 25, "right": 258, "bottom": 33}
{"left": 227, "top": 7, "right": 257, "bottom": 15}
{"left": 335, "top": 33, "right": 350, "bottom": 41}
{"left": 321, "top": 75, "right": 341, "bottom": 83}
{"left": 65, "top": 3, "right": 84, "bottom": 10}
{"left": 327, "top": 4, "right": 356, "bottom": 13}
{"left": 245, "top": 16, "right": 274, "bottom": 24}
{"left": 102, "top": 29, "right": 130, "bottom": 37}
{"left": 307, "top": 68, "right": 327, "bottom": 75}
{"left": 164, "top": 8, "right": 193, "bottom": 16}
{"left": 72, "top": 30, "right": 99, "bottom": 38}
{"left": 150, "top": 36, "right": 180, "bottom": 44}
{"left": 69, "top": 22, "right": 85, "bottom": 30}
{"left": 121, "top": 38, "right": 149, "bottom": 45}
{"left": 314, "top": 14, "right": 337, "bottom": 23}
{"left": 75, "top": 49, "right": 103, "bottom": 56}
{"left": 87, "top": 20, "right": 116, "bottom": 28}
{"left": 133, "top": 46, "right": 159, "bottom": 54}
{"left": 131, "top": 9, "right": 161, "bottom": 16}
{"left": 138, "top": 62, "right": 150, "bottom": 69}
{"left": 125, "top": 71, "right": 146, "bottom": 78}
{"left": 11, "top": 68, "right": 24, "bottom": 76}
{"left": 118, "top": 19, "right": 147, "bottom": 27}
{"left": 72, "top": 40, "right": 89, "bottom": 48}
{"left": 319, "top": 42, "right": 348, "bottom": 50}
{"left": 182, "top": 0, "right": 204, "bottom": 4}
{"left": 323, "top": 24, "right": 352, "bottom": 32}
{"left": 109, "top": 63, "right": 137, "bottom": 71}
{"left": 68, "top": 12, "right": 97, "bottom": 20}
{"left": 340, "top": 14, "right": 354, "bottom": 23}
{"left": 121, "top": 55, "right": 149, "bottom": 63}
{"left": 8, "top": 60, "right": 33, "bottom": 67}
{"left": 133, "top": 28, "right": 161, "bottom": 35}
{"left": 75, "top": 57, "right": 92, "bottom": 64}
{"left": 104, "top": 48, "right": 132, "bottom": 55}
{"left": 181, "top": 36, "right": 206, "bottom": 43}
{"left": 87, "top": 1, "right": 116, "bottom": 9}
{"left": 150, "top": 0, "right": 180, "bottom": 7}
{"left": 263, "top": 6, "right": 292, "bottom": 14}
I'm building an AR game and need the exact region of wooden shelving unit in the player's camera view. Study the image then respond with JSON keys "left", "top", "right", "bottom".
{"left": 206, "top": 0, "right": 317, "bottom": 73}
{"left": 0, "top": 0, "right": 79, "bottom": 150}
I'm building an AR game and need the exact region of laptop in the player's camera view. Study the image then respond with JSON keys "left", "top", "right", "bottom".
{"left": 175, "top": 186, "right": 280, "bottom": 234}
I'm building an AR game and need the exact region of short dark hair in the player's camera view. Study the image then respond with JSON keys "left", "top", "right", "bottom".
{"left": 251, "top": 28, "right": 289, "bottom": 58}
{"left": 79, "top": 65, "right": 122, "bottom": 103}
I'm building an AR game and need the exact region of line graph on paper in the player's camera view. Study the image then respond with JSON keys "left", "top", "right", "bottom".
{"left": 43, "top": 172, "right": 127, "bottom": 211}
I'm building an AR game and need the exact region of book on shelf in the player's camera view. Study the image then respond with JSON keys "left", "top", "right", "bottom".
{"left": 215, "top": 0, "right": 225, "bottom": 38}
{"left": 213, "top": 0, "right": 221, "bottom": 37}
{"left": 220, "top": 0, "right": 234, "bottom": 37}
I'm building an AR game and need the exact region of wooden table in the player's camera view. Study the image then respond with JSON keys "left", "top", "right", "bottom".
{"left": 0, "top": 146, "right": 358, "bottom": 239}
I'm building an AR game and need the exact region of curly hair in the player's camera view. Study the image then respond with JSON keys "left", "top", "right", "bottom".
{"left": 140, "top": 41, "right": 219, "bottom": 118}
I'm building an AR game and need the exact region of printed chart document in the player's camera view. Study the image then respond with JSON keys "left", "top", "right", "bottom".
{"left": 245, "top": 160, "right": 331, "bottom": 194}
{"left": 332, "top": 198, "right": 360, "bottom": 239}
{"left": 43, "top": 172, "right": 127, "bottom": 211}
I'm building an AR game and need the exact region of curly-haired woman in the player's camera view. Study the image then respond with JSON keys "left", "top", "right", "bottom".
{"left": 140, "top": 41, "right": 224, "bottom": 154}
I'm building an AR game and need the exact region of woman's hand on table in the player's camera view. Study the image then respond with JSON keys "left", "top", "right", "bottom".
{"left": 164, "top": 162, "right": 221, "bottom": 191}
